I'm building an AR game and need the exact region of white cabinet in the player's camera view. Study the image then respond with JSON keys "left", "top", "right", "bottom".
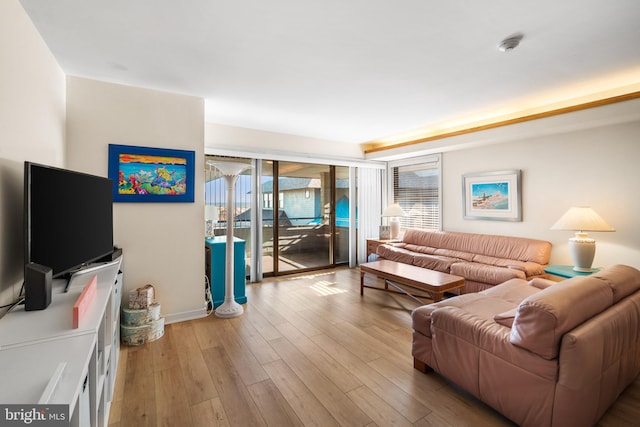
{"left": 0, "top": 257, "right": 122, "bottom": 427}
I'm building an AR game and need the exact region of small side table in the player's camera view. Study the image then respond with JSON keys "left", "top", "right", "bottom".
{"left": 205, "top": 236, "right": 247, "bottom": 308}
{"left": 544, "top": 264, "right": 600, "bottom": 280}
{"left": 366, "top": 238, "right": 401, "bottom": 260}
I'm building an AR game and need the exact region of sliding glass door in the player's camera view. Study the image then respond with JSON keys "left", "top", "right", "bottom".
{"left": 274, "top": 161, "right": 332, "bottom": 273}
{"left": 206, "top": 155, "right": 351, "bottom": 278}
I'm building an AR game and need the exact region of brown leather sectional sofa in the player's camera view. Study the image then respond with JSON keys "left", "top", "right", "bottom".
{"left": 376, "top": 228, "right": 552, "bottom": 292}
{"left": 412, "top": 264, "right": 640, "bottom": 427}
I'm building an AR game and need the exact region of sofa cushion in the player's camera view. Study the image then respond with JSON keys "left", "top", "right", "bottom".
{"left": 482, "top": 279, "right": 540, "bottom": 328}
{"left": 510, "top": 276, "right": 614, "bottom": 359}
{"left": 375, "top": 244, "right": 415, "bottom": 264}
{"left": 403, "top": 243, "right": 437, "bottom": 255}
{"left": 591, "top": 264, "right": 640, "bottom": 303}
{"left": 481, "top": 278, "right": 540, "bottom": 303}
{"left": 432, "top": 248, "right": 475, "bottom": 262}
{"left": 412, "top": 253, "right": 457, "bottom": 272}
{"left": 473, "top": 255, "right": 547, "bottom": 276}
{"left": 450, "top": 262, "right": 526, "bottom": 285}
{"left": 412, "top": 293, "right": 505, "bottom": 337}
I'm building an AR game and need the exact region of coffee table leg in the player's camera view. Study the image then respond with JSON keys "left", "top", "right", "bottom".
{"left": 432, "top": 292, "right": 443, "bottom": 302}
{"left": 360, "top": 271, "right": 365, "bottom": 296}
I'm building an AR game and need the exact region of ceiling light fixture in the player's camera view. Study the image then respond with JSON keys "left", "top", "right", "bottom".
{"left": 498, "top": 34, "right": 524, "bottom": 52}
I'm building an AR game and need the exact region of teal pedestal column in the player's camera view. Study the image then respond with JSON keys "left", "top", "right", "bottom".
{"left": 205, "top": 236, "right": 247, "bottom": 308}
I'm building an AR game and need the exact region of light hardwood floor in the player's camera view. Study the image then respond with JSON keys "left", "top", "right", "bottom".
{"left": 108, "top": 266, "right": 639, "bottom": 426}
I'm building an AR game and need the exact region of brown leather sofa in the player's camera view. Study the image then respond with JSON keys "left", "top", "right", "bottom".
{"left": 376, "top": 228, "right": 551, "bottom": 292}
{"left": 411, "top": 264, "right": 640, "bottom": 427}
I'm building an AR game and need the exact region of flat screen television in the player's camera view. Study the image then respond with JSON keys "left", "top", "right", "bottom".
{"left": 24, "top": 162, "right": 114, "bottom": 279}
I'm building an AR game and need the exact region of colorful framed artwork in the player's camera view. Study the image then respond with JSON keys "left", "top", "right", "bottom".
{"left": 108, "top": 144, "right": 195, "bottom": 203}
{"left": 462, "top": 170, "right": 521, "bottom": 221}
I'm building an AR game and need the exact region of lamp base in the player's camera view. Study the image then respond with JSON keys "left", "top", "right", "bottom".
{"left": 389, "top": 218, "right": 400, "bottom": 240}
{"left": 568, "top": 234, "right": 596, "bottom": 272}
{"left": 214, "top": 299, "right": 244, "bottom": 318}
{"left": 572, "top": 266, "right": 594, "bottom": 273}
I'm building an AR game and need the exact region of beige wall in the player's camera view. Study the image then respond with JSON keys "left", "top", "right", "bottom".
{"left": 66, "top": 77, "right": 206, "bottom": 323}
{"left": 205, "top": 122, "right": 364, "bottom": 160}
{"left": 0, "top": 0, "right": 66, "bottom": 309}
{"left": 0, "top": 0, "right": 66, "bottom": 166}
{"left": 442, "top": 111, "right": 640, "bottom": 269}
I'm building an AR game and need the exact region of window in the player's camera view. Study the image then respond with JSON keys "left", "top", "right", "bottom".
{"left": 389, "top": 155, "right": 441, "bottom": 231}
{"left": 263, "top": 193, "right": 273, "bottom": 209}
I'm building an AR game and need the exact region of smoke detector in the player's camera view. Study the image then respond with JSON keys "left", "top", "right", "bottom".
{"left": 498, "top": 34, "right": 524, "bottom": 52}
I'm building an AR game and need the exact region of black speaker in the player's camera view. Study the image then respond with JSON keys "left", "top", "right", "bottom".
{"left": 24, "top": 263, "right": 52, "bottom": 311}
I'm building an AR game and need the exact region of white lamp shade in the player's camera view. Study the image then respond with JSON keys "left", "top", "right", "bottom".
{"left": 382, "top": 203, "right": 406, "bottom": 217}
{"left": 551, "top": 206, "right": 615, "bottom": 232}
{"left": 204, "top": 205, "right": 218, "bottom": 222}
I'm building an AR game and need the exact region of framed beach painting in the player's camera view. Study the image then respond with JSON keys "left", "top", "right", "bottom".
{"left": 108, "top": 144, "right": 195, "bottom": 203}
{"left": 462, "top": 170, "right": 521, "bottom": 221}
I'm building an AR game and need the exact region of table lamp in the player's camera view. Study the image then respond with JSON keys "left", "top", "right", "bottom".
{"left": 551, "top": 206, "right": 615, "bottom": 272}
{"left": 382, "top": 203, "right": 406, "bottom": 240}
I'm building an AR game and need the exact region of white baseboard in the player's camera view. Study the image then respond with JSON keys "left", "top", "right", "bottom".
{"left": 164, "top": 307, "right": 208, "bottom": 325}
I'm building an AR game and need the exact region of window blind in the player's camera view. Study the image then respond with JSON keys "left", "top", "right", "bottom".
{"left": 391, "top": 158, "right": 441, "bottom": 231}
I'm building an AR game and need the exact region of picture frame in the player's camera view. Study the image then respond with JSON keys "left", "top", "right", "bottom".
{"left": 379, "top": 225, "right": 391, "bottom": 240}
{"left": 108, "top": 144, "right": 195, "bottom": 203}
{"left": 462, "top": 169, "right": 521, "bottom": 221}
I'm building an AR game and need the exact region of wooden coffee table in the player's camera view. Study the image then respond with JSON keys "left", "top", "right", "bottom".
{"left": 360, "top": 260, "right": 465, "bottom": 303}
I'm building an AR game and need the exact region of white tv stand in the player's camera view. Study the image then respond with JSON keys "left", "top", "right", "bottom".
{"left": 0, "top": 256, "right": 123, "bottom": 427}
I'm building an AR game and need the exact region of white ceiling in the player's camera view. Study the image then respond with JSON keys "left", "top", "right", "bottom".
{"left": 20, "top": 0, "right": 640, "bottom": 145}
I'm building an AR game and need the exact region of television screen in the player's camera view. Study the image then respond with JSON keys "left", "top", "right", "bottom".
{"left": 24, "top": 162, "right": 114, "bottom": 278}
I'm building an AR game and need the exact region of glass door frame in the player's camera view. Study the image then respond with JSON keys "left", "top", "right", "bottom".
{"left": 267, "top": 161, "right": 342, "bottom": 277}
